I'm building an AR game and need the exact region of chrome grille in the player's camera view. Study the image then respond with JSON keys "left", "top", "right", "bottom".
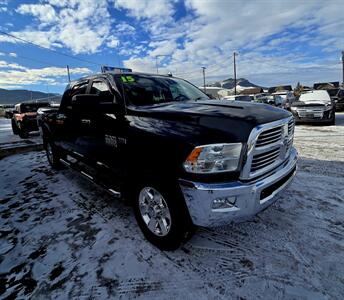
{"left": 255, "top": 126, "right": 283, "bottom": 147}
{"left": 288, "top": 118, "right": 294, "bottom": 135}
{"left": 241, "top": 117, "right": 295, "bottom": 180}
{"left": 251, "top": 147, "right": 280, "bottom": 172}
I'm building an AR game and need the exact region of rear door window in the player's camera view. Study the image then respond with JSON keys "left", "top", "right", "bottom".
{"left": 90, "top": 80, "right": 114, "bottom": 102}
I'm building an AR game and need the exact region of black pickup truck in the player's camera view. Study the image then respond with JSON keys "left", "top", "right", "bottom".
{"left": 38, "top": 72, "right": 297, "bottom": 250}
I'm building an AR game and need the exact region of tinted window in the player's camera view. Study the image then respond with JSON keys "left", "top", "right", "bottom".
{"left": 115, "top": 74, "right": 209, "bottom": 106}
{"left": 90, "top": 80, "right": 114, "bottom": 102}
{"left": 235, "top": 96, "right": 251, "bottom": 102}
{"left": 71, "top": 82, "right": 88, "bottom": 97}
{"left": 61, "top": 81, "right": 88, "bottom": 111}
{"left": 20, "top": 103, "right": 49, "bottom": 113}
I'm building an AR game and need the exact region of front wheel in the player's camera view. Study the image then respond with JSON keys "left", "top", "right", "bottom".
{"left": 327, "top": 112, "right": 335, "bottom": 125}
{"left": 11, "top": 120, "right": 19, "bottom": 135}
{"left": 133, "top": 184, "right": 194, "bottom": 250}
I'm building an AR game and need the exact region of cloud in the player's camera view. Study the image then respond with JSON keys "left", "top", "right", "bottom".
{"left": 106, "top": 36, "right": 119, "bottom": 48}
{"left": 115, "top": 22, "right": 136, "bottom": 35}
{"left": 16, "top": 4, "right": 57, "bottom": 23}
{"left": 0, "top": 60, "right": 91, "bottom": 88}
{"left": 114, "top": 0, "right": 175, "bottom": 20}
{"left": 122, "top": 0, "right": 344, "bottom": 87}
{"left": 8, "top": 0, "right": 113, "bottom": 54}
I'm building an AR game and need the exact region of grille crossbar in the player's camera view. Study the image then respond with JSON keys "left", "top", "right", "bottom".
{"left": 241, "top": 117, "right": 295, "bottom": 180}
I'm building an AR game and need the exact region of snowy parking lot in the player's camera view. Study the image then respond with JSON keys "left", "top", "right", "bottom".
{"left": 1, "top": 113, "right": 344, "bottom": 299}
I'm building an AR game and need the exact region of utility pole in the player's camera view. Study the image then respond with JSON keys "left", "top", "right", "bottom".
{"left": 202, "top": 67, "right": 206, "bottom": 93}
{"left": 155, "top": 56, "right": 159, "bottom": 74}
{"left": 67, "top": 65, "right": 71, "bottom": 82}
{"left": 155, "top": 55, "right": 169, "bottom": 74}
{"left": 342, "top": 51, "right": 344, "bottom": 86}
{"left": 233, "top": 52, "right": 237, "bottom": 95}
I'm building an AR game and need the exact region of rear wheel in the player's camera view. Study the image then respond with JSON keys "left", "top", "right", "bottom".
{"left": 18, "top": 129, "right": 29, "bottom": 139}
{"left": 45, "top": 140, "right": 62, "bottom": 169}
{"left": 133, "top": 183, "right": 194, "bottom": 250}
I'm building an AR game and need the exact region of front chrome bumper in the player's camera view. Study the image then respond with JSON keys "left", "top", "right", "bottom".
{"left": 179, "top": 147, "right": 298, "bottom": 227}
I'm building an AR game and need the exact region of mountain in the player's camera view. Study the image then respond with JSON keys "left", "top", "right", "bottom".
{"left": 0, "top": 88, "right": 61, "bottom": 105}
{"left": 207, "top": 78, "right": 265, "bottom": 89}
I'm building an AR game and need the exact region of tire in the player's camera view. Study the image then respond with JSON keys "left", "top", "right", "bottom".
{"left": 11, "top": 120, "right": 19, "bottom": 135}
{"left": 45, "top": 140, "right": 62, "bottom": 169}
{"left": 327, "top": 111, "right": 335, "bottom": 125}
{"left": 18, "top": 129, "right": 29, "bottom": 139}
{"left": 133, "top": 182, "right": 194, "bottom": 250}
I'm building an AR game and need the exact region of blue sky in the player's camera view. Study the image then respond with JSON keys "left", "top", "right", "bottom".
{"left": 0, "top": 0, "right": 343, "bottom": 93}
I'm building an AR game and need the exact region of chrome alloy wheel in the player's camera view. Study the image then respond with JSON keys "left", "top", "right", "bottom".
{"left": 46, "top": 143, "right": 53, "bottom": 163}
{"left": 138, "top": 187, "right": 172, "bottom": 237}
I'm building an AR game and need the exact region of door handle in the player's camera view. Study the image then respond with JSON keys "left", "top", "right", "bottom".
{"left": 81, "top": 119, "right": 91, "bottom": 125}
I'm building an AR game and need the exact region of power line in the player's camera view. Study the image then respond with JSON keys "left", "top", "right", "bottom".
{"left": 0, "top": 30, "right": 102, "bottom": 67}
{"left": 0, "top": 49, "right": 67, "bottom": 68}
{"left": 175, "top": 58, "right": 233, "bottom": 77}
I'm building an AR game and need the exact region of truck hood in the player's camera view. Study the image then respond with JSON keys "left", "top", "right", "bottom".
{"left": 126, "top": 100, "right": 291, "bottom": 145}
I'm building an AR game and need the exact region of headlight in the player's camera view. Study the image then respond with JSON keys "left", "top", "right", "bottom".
{"left": 325, "top": 103, "right": 332, "bottom": 110}
{"left": 290, "top": 107, "right": 297, "bottom": 111}
{"left": 183, "top": 143, "right": 242, "bottom": 174}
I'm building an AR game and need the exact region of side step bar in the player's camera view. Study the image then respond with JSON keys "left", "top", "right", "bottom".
{"left": 60, "top": 157, "right": 121, "bottom": 198}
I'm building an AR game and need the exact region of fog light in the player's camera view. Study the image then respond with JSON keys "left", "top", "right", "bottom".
{"left": 212, "top": 196, "right": 237, "bottom": 209}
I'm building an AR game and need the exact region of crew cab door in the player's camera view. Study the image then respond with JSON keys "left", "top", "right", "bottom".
{"left": 73, "top": 78, "right": 124, "bottom": 189}
{"left": 53, "top": 80, "right": 89, "bottom": 152}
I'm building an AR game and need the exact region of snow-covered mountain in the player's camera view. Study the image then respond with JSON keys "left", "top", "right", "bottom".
{"left": 207, "top": 78, "right": 265, "bottom": 89}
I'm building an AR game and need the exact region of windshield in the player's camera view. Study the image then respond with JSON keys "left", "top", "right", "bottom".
{"left": 299, "top": 91, "right": 331, "bottom": 102}
{"left": 115, "top": 74, "right": 209, "bottom": 106}
{"left": 274, "top": 95, "right": 283, "bottom": 104}
{"left": 235, "top": 96, "right": 251, "bottom": 102}
{"left": 21, "top": 103, "right": 49, "bottom": 113}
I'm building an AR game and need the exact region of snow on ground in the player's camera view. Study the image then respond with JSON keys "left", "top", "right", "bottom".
{"left": 0, "top": 118, "right": 41, "bottom": 145}
{"left": 0, "top": 113, "right": 344, "bottom": 299}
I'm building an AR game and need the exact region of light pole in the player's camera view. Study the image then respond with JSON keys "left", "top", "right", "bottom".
{"left": 341, "top": 51, "right": 344, "bottom": 86}
{"left": 67, "top": 65, "right": 71, "bottom": 82}
{"left": 202, "top": 67, "right": 206, "bottom": 93}
{"left": 233, "top": 52, "right": 237, "bottom": 95}
{"left": 155, "top": 55, "right": 169, "bottom": 74}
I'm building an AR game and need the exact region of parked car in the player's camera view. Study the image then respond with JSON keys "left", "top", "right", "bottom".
{"left": 272, "top": 91, "right": 295, "bottom": 109}
{"left": 12, "top": 101, "right": 50, "bottom": 138}
{"left": 223, "top": 95, "right": 252, "bottom": 102}
{"left": 331, "top": 88, "right": 344, "bottom": 111}
{"left": 38, "top": 72, "right": 297, "bottom": 250}
{"left": 290, "top": 90, "right": 335, "bottom": 125}
{"left": 4, "top": 107, "right": 15, "bottom": 119}
{"left": 255, "top": 95, "right": 284, "bottom": 108}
